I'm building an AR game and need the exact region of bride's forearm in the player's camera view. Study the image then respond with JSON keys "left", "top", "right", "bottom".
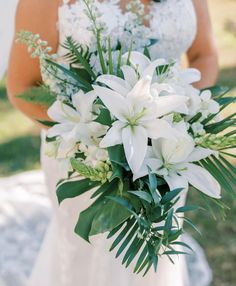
{"left": 7, "top": 81, "right": 51, "bottom": 129}
{"left": 189, "top": 53, "right": 219, "bottom": 89}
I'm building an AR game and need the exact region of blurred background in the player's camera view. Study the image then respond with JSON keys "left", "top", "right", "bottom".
{"left": 0, "top": 0, "right": 235, "bottom": 285}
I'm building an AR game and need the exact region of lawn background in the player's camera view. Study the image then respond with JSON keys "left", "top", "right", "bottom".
{"left": 0, "top": 0, "right": 235, "bottom": 285}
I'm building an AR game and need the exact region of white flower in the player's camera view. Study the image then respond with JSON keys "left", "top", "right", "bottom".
{"left": 191, "top": 122, "right": 206, "bottom": 136}
{"left": 199, "top": 90, "right": 220, "bottom": 120}
{"left": 79, "top": 143, "right": 109, "bottom": 167}
{"left": 44, "top": 140, "right": 60, "bottom": 158}
{"left": 47, "top": 90, "right": 107, "bottom": 152}
{"left": 134, "top": 121, "right": 221, "bottom": 199}
{"left": 93, "top": 68, "right": 188, "bottom": 173}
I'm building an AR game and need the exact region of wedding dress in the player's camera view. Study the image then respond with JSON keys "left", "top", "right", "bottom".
{"left": 28, "top": 1, "right": 198, "bottom": 285}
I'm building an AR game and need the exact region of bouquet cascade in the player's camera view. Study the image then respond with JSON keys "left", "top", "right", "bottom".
{"left": 17, "top": 0, "right": 236, "bottom": 276}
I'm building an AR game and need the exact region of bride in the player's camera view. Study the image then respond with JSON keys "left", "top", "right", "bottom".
{"left": 7, "top": 0, "right": 218, "bottom": 285}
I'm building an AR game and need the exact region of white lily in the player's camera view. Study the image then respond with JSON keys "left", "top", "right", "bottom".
{"left": 134, "top": 121, "right": 221, "bottom": 199}
{"left": 93, "top": 66, "right": 190, "bottom": 173}
{"left": 47, "top": 90, "right": 107, "bottom": 153}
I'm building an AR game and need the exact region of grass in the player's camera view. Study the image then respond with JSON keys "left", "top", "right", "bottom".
{"left": 0, "top": 0, "right": 235, "bottom": 285}
{"left": 0, "top": 79, "right": 41, "bottom": 175}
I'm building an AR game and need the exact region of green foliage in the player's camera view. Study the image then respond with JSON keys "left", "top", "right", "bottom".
{"left": 62, "top": 37, "right": 96, "bottom": 80}
{"left": 71, "top": 158, "right": 112, "bottom": 184}
{"left": 56, "top": 178, "right": 100, "bottom": 204}
{"left": 17, "top": 86, "right": 56, "bottom": 107}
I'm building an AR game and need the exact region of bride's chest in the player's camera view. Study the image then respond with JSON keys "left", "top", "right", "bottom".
{"left": 58, "top": 0, "right": 197, "bottom": 59}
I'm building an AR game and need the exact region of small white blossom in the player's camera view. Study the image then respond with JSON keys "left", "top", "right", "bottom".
{"left": 191, "top": 122, "right": 206, "bottom": 137}
{"left": 199, "top": 90, "right": 220, "bottom": 120}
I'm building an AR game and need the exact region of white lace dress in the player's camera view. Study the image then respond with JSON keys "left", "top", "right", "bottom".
{"left": 28, "top": 1, "right": 198, "bottom": 285}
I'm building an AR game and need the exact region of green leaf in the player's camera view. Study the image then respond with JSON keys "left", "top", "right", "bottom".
{"left": 144, "top": 46, "right": 151, "bottom": 59}
{"left": 134, "top": 244, "right": 148, "bottom": 273}
{"left": 160, "top": 188, "right": 183, "bottom": 205}
{"left": 164, "top": 208, "right": 174, "bottom": 233}
{"left": 46, "top": 59, "right": 92, "bottom": 91}
{"left": 163, "top": 250, "right": 190, "bottom": 256}
{"left": 56, "top": 178, "right": 99, "bottom": 204}
{"left": 201, "top": 158, "right": 235, "bottom": 194}
{"left": 89, "top": 198, "right": 132, "bottom": 235}
{"left": 95, "top": 108, "right": 112, "bottom": 126}
{"left": 129, "top": 191, "right": 153, "bottom": 203}
{"left": 147, "top": 167, "right": 160, "bottom": 205}
{"left": 108, "top": 145, "right": 129, "bottom": 170}
{"left": 115, "top": 222, "right": 139, "bottom": 258}
{"left": 204, "top": 85, "right": 230, "bottom": 98}
{"left": 75, "top": 202, "right": 101, "bottom": 242}
{"left": 171, "top": 241, "right": 194, "bottom": 253}
{"left": 116, "top": 44, "right": 124, "bottom": 76}
{"left": 63, "top": 37, "right": 96, "bottom": 80}
{"left": 123, "top": 236, "right": 145, "bottom": 267}
{"left": 108, "top": 37, "right": 114, "bottom": 74}
{"left": 106, "top": 196, "right": 134, "bottom": 213}
{"left": 183, "top": 217, "right": 202, "bottom": 236}
{"left": 97, "top": 31, "right": 107, "bottom": 74}
{"left": 37, "top": 119, "right": 57, "bottom": 127}
{"left": 17, "top": 86, "right": 56, "bottom": 107}
{"left": 109, "top": 218, "right": 136, "bottom": 251}
{"left": 176, "top": 205, "right": 201, "bottom": 213}
{"left": 90, "top": 179, "right": 118, "bottom": 199}
{"left": 107, "top": 222, "right": 125, "bottom": 239}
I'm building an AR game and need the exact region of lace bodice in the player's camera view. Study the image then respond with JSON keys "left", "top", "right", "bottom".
{"left": 58, "top": 0, "right": 197, "bottom": 60}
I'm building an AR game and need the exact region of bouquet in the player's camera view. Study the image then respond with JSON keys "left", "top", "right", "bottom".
{"left": 17, "top": 0, "right": 236, "bottom": 276}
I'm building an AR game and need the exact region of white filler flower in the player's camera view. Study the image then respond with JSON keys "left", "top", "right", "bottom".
{"left": 134, "top": 121, "right": 221, "bottom": 199}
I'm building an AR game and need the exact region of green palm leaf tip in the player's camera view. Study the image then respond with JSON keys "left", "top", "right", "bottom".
{"left": 71, "top": 158, "right": 112, "bottom": 184}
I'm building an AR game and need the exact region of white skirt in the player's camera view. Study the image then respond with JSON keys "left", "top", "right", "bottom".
{"left": 27, "top": 132, "right": 190, "bottom": 286}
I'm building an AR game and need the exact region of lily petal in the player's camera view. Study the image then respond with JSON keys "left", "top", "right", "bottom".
{"left": 155, "top": 95, "right": 189, "bottom": 117}
{"left": 145, "top": 119, "right": 175, "bottom": 140}
{"left": 164, "top": 172, "right": 189, "bottom": 192}
{"left": 186, "top": 147, "right": 215, "bottom": 162}
{"left": 181, "top": 163, "right": 221, "bottom": 198}
{"left": 121, "top": 65, "right": 138, "bottom": 87}
{"left": 122, "top": 51, "right": 151, "bottom": 76}
{"left": 47, "top": 123, "right": 75, "bottom": 138}
{"left": 93, "top": 85, "right": 129, "bottom": 122}
{"left": 72, "top": 90, "right": 96, "bottom": 120}
{"left": 48, "top": 101, "right": 79, "bottom": 123}
{"left": 133, "top": 158, "right": 162, "bottom": 181}
{"left": 99, "top": 121, "right": 124, "bottom": 148}
{"left": 96, "top": 74, "right": 130, "bottom": 96}
{"left": 127, "top": 75, "right": 152, "bottom": 100}
{"left": 122, "top": 125, "right": 148, "bottom": 173}
{"left": 142, "top": 58, "right": 167, "bottom": 79}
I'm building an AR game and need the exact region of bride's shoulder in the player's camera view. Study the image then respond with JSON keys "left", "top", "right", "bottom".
{"left": 16, "top": 0, "right": 61, "bottom": 52}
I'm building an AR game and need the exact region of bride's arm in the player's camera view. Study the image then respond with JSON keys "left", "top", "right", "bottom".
{"left": 187, "top": 0, "right": 219, "bottom": 89}
{"left": 7, "top": 0, "right": 61, "bottom": 125}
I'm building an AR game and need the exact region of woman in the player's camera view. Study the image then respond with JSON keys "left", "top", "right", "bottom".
{"left": 7, "top": 1, "right": 218, "bottom": 285}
